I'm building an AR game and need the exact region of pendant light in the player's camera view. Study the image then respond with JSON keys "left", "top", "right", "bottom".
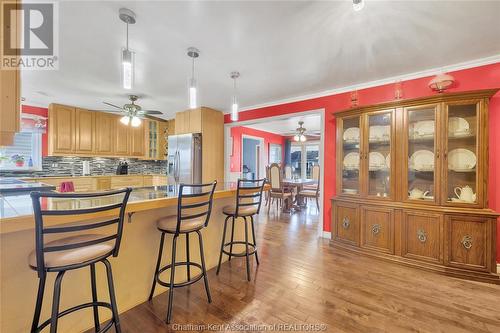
{"left": 352, "top": 0, "right": 365, "bottom": 11}
{"left": 187, "top": 47, "right": 200, "bottom": 109}
{"left": 119, "top": 8, "right": 136, "bottom": 90}
{"left": 230, "top": 71, "right": 240, "bottom": 122}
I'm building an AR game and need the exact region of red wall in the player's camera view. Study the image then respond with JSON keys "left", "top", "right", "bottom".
{"left": 224, "top": 63, "right": 500, "bottom": 262}
{"left": 21, "top": 105, "right": 48, "bottom": 156}
{"left": 230, "top": 126, "right": 286, "bottom": 172}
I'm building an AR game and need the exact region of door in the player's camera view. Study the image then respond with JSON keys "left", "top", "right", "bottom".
{"left": 364, "top": 109, "right": 395, "bottom": 199}
{"left": 338, "top": 115, "right": 362, "bottom": 196}
{"left": 401, "top": 210, "right": 443, "bottom": 263}
{"left": 402, "top": 104, "right": 441, "bottom": 204}
{"left": 256, "top": 145, "right": 261, "bottom": 179}
{"left": 177, "top": 134, "right": 195, "bottom": 183}
{"left": 74, "top": 108, "right": 94, "bottom": 154}
{"left": 442, "top": 100, "right": 483, "bottom": 208}
{"left": 49, "top": 104, "right": 75, "bottom": 154}
{"left": 360, "top": 206, "right": 394, "bottom": 254}
{"left": 114, "top": 119, "right": 130, "bottom": 155}
{"left": 333, "top": 201, "right": 359, "bottom": 246}
{"left": 130, "top": 121, "right": 145, "bottom": 157}
{"left": 95, "top": 113, "right": 114, "bottom": 155}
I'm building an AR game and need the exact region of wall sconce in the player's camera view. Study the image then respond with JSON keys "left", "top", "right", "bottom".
{"left": 394, "top": 80, "right": 403, "bottom": 100}
{"left": 429, "top": 73, "right": 455, "bottom": 93}
{"left": 350, "top": 90, "right": 358, "bottom": 107}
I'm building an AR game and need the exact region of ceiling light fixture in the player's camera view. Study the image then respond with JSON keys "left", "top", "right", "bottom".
{"left": 294, "top": 121, "right": 307, "bottom": 142}
{"left": 428, "top": 73, "right": 455, "bottom": 93}
{"left": 353, "top": 0, "right": 365, "bottom": 11}
{"left": 119, "top": 8, "right": 136, "bottom": 90}
{"left": 131, "top": 116, "right": 141, "bottom": 127}
{"left": 120, "top": 115, "right": 131, "bottom": 125}
{"left": 187, "top": 47, "right": 200, "bottom": 109}
{"left": 230, "top": 71, "right": 240, "bottom": 122}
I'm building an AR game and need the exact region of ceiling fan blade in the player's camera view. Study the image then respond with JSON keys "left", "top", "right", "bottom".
{"left": 94, "top": 109, "right": 124, "bottom": 114}
{"left": 142, "top": 110, "right": 163, "bottom": 115}
{"left": 103, "top": 102, "right": 124, "bottom": 110}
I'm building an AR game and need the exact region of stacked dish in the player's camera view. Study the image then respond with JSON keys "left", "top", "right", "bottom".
{"left": 410, "top": 120, "right": 435, "bottom": 139}
{"left": 343, "top": 152, "right": 360, "bottom": 170}
{"left": 448, "top": 117, "right": 471, "bottom": 137}
{"left": 369, "top": 125, "right": 390, "bottom": 142}
{"left": 409, "top": 150, "right": 434, "bottom": 171}
{"left": 343, "top": 127, "right": 360, "bottom": 143}
{"left": 448, "top": 148, "right": 476, "bottom": 171}
{"left": 369, "top": 152, "right": 386, "bottom": 170}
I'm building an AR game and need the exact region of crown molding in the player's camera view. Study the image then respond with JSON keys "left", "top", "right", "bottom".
{"left": 238, "top": 54, "right": 500, "bottom": 113}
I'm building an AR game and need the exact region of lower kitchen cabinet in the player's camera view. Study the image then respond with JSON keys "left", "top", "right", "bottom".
{"left": 445, "top": 215, "right": 493, "bottom": 272}
{"left": 360, "top": 206, "right": 394, "bottom": 254}
{"left": 401, "top": 210, "right": 443, "bottom": 263}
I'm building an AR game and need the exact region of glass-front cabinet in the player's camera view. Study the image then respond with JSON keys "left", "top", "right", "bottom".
{"left": 443, "top": 100, "right": 483, "bottom": 207}
{"left": 339, "top": 116, "right": 362, "bottom": 196}
{"left": 403, "top": 104, "right": 440, "bottom": 204}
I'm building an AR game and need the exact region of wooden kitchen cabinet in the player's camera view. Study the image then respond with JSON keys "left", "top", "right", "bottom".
{"left": 401, "top": 210, "right": 443, "bottom": 263}
{"left": 130, "top": 121, "right": 145, "bottom": 157}
{"left": 360, "top": 206, "right": 394, "bottom": 254}
{"left": 175, "top": 108, "right": 202, "bottom": 134}
{"left": 332, "top": 201, "right": 359, "bottom": 246}
{"left": 48, "top": 104, "right": 75, "bottom": 155}
{"left": 0, "top": 0, "right": 21, "bottom": 146}
{"left": 95, "top": 112, "right": 115, "bottom": 155}
{"left": 144, "top": 119, "right": 168, "bottom": 160}
{"left": 75, "top": 108, "right": 95, "bottom": 154}
{"left": 114, "top": 119, "right": 130, "bottom": 156}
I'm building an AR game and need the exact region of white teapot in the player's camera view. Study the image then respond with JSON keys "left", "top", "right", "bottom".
{"left": 454, "top": 186, "right": 476, "bottom": 202}
{"left": 408, "top": 188, "right": 429, "bottom": 199}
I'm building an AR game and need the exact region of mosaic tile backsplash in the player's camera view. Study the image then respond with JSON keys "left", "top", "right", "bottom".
{"left": 0, "top": 156, "right": 167, "bottom": 177}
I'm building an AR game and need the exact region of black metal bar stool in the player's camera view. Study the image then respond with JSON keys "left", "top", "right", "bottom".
{"left": 29, "top": 188, "right": 132, "bottom": 333}
{"left": 148, "top": 181, "right": 217, "bottom": 324}
{"left": 216, "top": 178, "right": 266, "bottom": 281}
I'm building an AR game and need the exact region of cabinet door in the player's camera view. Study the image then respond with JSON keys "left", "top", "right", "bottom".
{"left": 114, "top": 119, "right": 130, "bottom": 155}
{"left": 401, "top": 210, "right": 443, "bottom": 263}
{"left": 49, "top": 104, "right": 75, "bottom": 154}
{"left": 333, "top": 202, "right": 359, "bottom": 246}
{"left": 74, "top": 108, "right": 94, "bottom": 154}
{"left": 189, "top": 109, "right": 202, "bottom": 133}
{"left": 95, "top": 113, "right": 114, "bottom": 155}
{"left": 442, "top": 100, "right": 483, "bottom": 208}
{"left": 402, "top": 104, "right": 441, "bottom": 204}
{"left": 337, "top": 115, "right": 363, "bottom": 196}
{"left": 360, "top": 206, "right": 394, "bottom": 254}
{"left": 175, "top": 111, "right": 188, "bottom": 134}
{"left": 445, "top": 215, "right": 492, "bottom": 272}
{"left": 130, "top": 122, "right": 145, "bottom": 157}
{"left": 364, "top": 109, "right": 395, "bottom": 199}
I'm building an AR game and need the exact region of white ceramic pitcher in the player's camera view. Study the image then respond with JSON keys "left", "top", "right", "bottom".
{"left": 454, "top": 185, "right": 476, "bottom": 202}
{"left": 408, "top": 188, "right": 429, "bottom": 199}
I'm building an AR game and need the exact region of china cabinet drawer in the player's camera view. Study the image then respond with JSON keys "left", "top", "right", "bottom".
{"left": 360, "top": 206, "right": 394, "bottom": 254}
{"left": 445, "top": 215, "right": 492, "bottom": 272}
{"left": 333, "top": 202, "right": 359, "bottom": 246}
{"left": 401, "top": 210, "right": 443, "bottom": 263}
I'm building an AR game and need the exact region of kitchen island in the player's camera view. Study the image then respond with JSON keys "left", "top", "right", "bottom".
{"left": 0, "top": 183, "right": 249, "bottom": 333}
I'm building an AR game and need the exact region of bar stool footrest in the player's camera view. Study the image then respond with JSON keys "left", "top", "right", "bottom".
{"left": 156, "top": 261, "right": 204, "bottom": 288}
{"left": 36, "top": 302, "right": 114, "bottom": 333}
{"left": 222, "top": 241, "right": 257, "bottom": 257}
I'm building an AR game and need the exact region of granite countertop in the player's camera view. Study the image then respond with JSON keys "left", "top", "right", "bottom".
{"left": 0, "top": 183, "right": 238, "bottom": 226}
{"left": 19, "top": 173, "right": 167, "bottom": 179}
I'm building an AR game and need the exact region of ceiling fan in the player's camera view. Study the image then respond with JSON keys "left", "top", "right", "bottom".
{"left": 283, "top": 121, "right": 321, "bottom": 142}
{"left": 101, "top": 95, "right": 163, "bottom": 126}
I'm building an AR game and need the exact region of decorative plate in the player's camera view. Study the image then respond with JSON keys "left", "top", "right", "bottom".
{"left": 343, "top": 127, "right": 360, "bottom": 142}
{"left": 369, "top": 152, "right": 386, "bottom": 169}
{"left": 448, "top": 117, "right": 470, "bottom": 136}
{"left": 448, "top": 148, "right": 476, "bottom": 171}
{"left": 410, "top": 150, "right": 434, "bottom": 171}
{"left": 413, "top": 120, "right": 435, "bottom": 137}
{"left": 385, "top": 153, "right": 390, "bottom": 168}
{"left": 343, "top": 152, "right": 360, "bottom": 169}
{"left": 369, "top": 125, "right": 390, "bottom": 141}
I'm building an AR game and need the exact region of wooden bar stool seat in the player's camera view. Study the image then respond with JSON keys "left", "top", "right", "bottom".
{"left": 216, "top": 179, "right": 265, "bottom": 281}
{"left": 29, "top": 188, "right": 132, "bottom": 333}
{"left": 148, "top": 181, "right": 217, "bottom": 324}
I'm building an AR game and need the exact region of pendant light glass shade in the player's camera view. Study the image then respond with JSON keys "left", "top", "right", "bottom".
{"left": 131, "top": 116, "right": 141, "bottom": 127}
{"left": 189, "top": 78, "right": 197, "bottom": 109}
{"left": 230, "top": 71, "right": 240, "bottom": 122}
{"left": 353, "top": 0, "right": 365, "bottom": 11}
{"left": 122, "top": 49, "right": 134, "bottom": 90}
{"left": 120, "top": 115, "right": 130, "bottom": 125}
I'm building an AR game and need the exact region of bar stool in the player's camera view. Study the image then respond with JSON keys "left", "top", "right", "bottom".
{"left": 29, "top": 188, "right": 132, "bottom": 333}
{"left": 216, "top": 178, "right": 266, "bottom": 281}
{"left": 148, "top": 181, "right": 217, "bottom": 324}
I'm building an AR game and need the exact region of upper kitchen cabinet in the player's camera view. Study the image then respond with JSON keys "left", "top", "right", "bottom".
{"left": 130, "top": 121, "right": 145, "bottom": 157}
{"left": 48, "top": 104, "right": 76, "bottom": 154}
{"left": 114, "top": 119, "right": 130, "bottom": 156}
{"left": 0, "top": 0, "right": 21, "bottom": 146}
{"left": 74, "top": 108, "right": 95, "bottom": 154}
{"left": 144, "top": 119, "right": 168, "bottom": 160}
{"left": 175, "top": 108, "right": 202, "bottom": 134}
{"left": 95, "top": 112, "right": 115, "bottom": 155}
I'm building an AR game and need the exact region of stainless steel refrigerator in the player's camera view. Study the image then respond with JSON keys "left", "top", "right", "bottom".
{"left": 167, "top": 133, "right": 202, "bottom": 185}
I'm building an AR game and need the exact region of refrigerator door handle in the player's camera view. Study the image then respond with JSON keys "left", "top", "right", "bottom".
{"left": 175, "top": 151, "right": 181, "bottom": 183}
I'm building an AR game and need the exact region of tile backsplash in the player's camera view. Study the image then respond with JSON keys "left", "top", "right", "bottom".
{"left": 0, "top": 156, "right": 167, "bottom": 177}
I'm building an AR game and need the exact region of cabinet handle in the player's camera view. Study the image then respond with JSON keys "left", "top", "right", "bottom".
{"left": 436, "top": 149, "right": 440, "bottom": 158}
{"left": 342, "top": 217, "right": 350, "bottom": 229}
{"left": 371, "top": 224, "right": 381, "bottom": 236}
{"left": 417, "top": 229, "right": 427, "bottom": 243}
{"left": 461, "top": 235, "right": 473, "bottom": 250}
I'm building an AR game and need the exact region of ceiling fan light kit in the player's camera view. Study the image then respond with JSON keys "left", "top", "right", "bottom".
{"left": 119, "top": 8, "right": 136, "bottom": 90}
{"left": 294, "top": 121, "right": 307, "bottom": 142}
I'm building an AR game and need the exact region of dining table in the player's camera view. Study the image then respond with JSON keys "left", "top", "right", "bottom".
{"left": 282, "top": 178, "right": 318, "bottom": 211}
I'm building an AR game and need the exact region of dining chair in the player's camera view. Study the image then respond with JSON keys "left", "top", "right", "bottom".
{"left": 304, "top": 165, "right": 320, "bottom": 190}
{"left": 268, "top": 163, "right": 292, "bottom": 213}
{"left": 298, "top": 174, "right": 320, "bottom": 210}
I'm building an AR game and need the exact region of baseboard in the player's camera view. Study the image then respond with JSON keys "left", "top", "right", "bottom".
{"left": 322, "top": 231, "right": 331, "bottom": 239}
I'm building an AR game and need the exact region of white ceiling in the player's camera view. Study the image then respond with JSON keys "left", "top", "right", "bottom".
{"left": 22, "top": 1, "right": 500, "bottom": 119}
{"left": 245, "top": 114, "right": 321, "bottom": 136}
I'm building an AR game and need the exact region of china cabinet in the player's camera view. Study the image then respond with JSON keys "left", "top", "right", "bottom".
{"left": 332, "top": 90, "right": 499, "bottom": 283}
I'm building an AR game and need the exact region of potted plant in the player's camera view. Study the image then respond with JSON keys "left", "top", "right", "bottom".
{"left": 11, "top": 154, "right": 25, "bottom": 167}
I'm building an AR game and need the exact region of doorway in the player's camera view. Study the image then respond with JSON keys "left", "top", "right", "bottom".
{"left": 241, "top": 136, "right": 264, "bottom": 180}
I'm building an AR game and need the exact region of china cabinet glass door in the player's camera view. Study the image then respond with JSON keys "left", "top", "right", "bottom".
{"left": 366, "top": 111, "right": 393, "bottom": 199}
{"left": 340, "top": 116, "right": 361, "bottom": 196}
{"left": 443, "top": 101, "right": 481, "bottom": 206}
{"left": 404, "top": 105, "right": 439, "bottom": 203}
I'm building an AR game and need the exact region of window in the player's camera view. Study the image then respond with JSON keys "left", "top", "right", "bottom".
{"left": 0, "top": 131, "right": 42, "bottom": 171}
{"left": 290, "top": 145, "right": 302, "bottom": 177}
{"left": 306, "top": 144, "right": 319, "bottom": 178}
{"left": 269, "top": 144, "right": 282, "bottom": 164}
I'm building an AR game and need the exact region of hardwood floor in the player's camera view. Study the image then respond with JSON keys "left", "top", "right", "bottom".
{"left": 96, "top": 205, "right": 500, "bottom": 333}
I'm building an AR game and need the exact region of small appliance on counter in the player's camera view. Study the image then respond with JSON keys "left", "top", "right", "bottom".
{"left": 82, "top": 160, "right": 91, "bottom": 176}
{"left": 116, "top": 161, "right": 129, "bottom": 175}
